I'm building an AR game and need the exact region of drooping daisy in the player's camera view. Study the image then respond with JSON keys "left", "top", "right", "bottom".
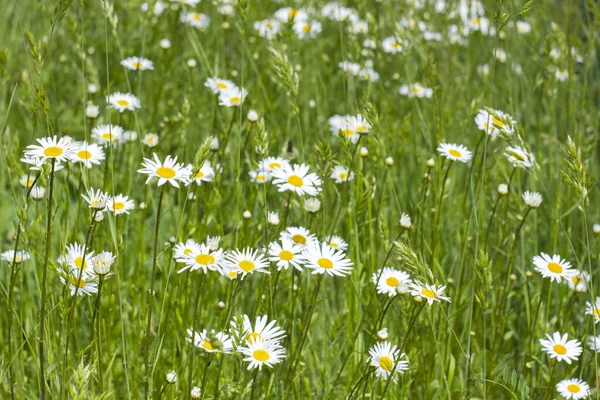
{"left": 253, "top": 19, "right": 281, "bottom": 40}
{"left": 259, "top": 157, "right": 290, "bottom": 173}
{"left": 400, "top": 213, "right": 412, "bottom": 230}
{"left": 121, "top": 56, "right": 154, "bottom": 71}
{"left": 409, "top": 281, "right": 451, "bottom": 305}
{"left": 324, "top": 235, "right": 348, "bottom": 251}
{"left": 585, "top": 297, "right": 600, "bottom": 324}
{"left": 302, "top": 242, "right": 353, "bottom": 277}
{"left": 588, "top": 335, "right": 600, "bottom": 352}
{"left": 225, "top": 248, "right": 270, "bottom": 279}
{"left": 70, "top": 142, "right": 105, "bottom": 168}
{"left": 267, "top": 212, "right": 279, "bottom": 226}
{"left": 372, "top": 268, "right": 413, "bottom": 297}
{"left": 204, "top": 77, "right": 236, "bottom": 94}
{"left": 271, "top": 164, "right": 322, "bottom": 196}
{"left": 399, "top": 83, "right": 433, "bottom": 98}
{"left": 566, "top": 270, "right": 589, "bottom": 292}
{"left": 539, "top": 332, "right": 582, "bottom": 364}
{"left": 138, "top": 153, "right": 191, "bottom": 188}
{"left": 280, "top": 226, "right": 317, "bottom": 247}
{"left": 186, "top": 329, "right": 233, "bottom": 353}
{"left": 173, "top": 239, "right": 201, "bottom": 260}
{"left": 91, "top": 124, "right": 125, "bottom": 146}
{"left": 1, "top": 250, "right": 31, "bottom": 264}
{"left": 107, "top": 92, "right": 141, "bottom": 112}
{"left": 180, "top": 12, "right": 211, "bottom": 29}
{"left": 268, "top": 239, "right": 305, "bottom": 271}
{"left": 368, "top": 341, "right": 409, "bottom": 381}
{"left": 382, "top": 36, "right": 406, "bottom": 54}
{"left": 236, "top": 314, "right": 286, "bottom": 346}
{"left": 240, "top": 338, "right": 286, "bottom": 370}
{"left": 24, "top": 136, "right": 76, "bottom": 164}
{"left": 218, "top": 86, "right": 248, "bottom": 107}
{"left": 533, "top": 253, "right": 577, "bottom": 283}
{"left": 504, "top": 145, "right": 535, "bottom": 169}
{"left": 82, "top": 188, "right": 108, "bottom": 210}
{"left": 19, "top": 174, "right": 37, "bottom": 188}
{"left": 177, "top": 243, "right": 225, "bottom": 273}
{"left": 189, "top": 161, "right": 215, "bottom": 185}
{"left": 330, "top": 165, "right": 355, "bottom": 183}
{"left": 30, "top": 186, "right": 46, "bottom": 200}
{"left": 522, "top": 191, "right": 543, "bottom": 208}
{"left": 556, "top": 378, "right": 590, "bottom": 399}
{"left": 106, "top": 194, "right": 135, "bottom": 215}
{"left": 437, "top": 143, "right": 473, "bottom": 163}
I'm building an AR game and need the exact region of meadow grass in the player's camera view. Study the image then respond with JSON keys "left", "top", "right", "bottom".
{"left": 0, "top": 0, "right": 599, "bottom": 399}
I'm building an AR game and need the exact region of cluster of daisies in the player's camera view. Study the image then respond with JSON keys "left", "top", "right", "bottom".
{"left": 372, "top": 266, "right": 451, "bottom": 306}
{"left": 204, "top": 77, "right": 248, "bottom": 107}
{"left": 56, "top": 244, "right": 115, "bottom": 296}
{"left": 174, "top": 226, "right": 353, "bottom": 278}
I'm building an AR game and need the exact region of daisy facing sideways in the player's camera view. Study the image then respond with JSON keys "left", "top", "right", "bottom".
{"left": 409, "top": 281, "right": 451, "bottom": 305}
{"left": 121, "top": 56, "right": 154, "bottom": 71}
{"left": 585, "top": 297, "right": 600, "bottom": 324}
{"left": 539, "top": 332, "right": 582, "bottom": 364}
{"left": 186, "top": 328, "right": 233, "bottom": 353}
{"left": 368, "top": 341, "right": 409, "bottom": 381}
{"left": 533, "top": 253, "right": 577, "bottom": 283}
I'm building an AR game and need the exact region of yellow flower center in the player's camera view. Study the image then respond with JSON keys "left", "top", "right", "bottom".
{"left": 279, "top": 250, "right": 293, "bottom": 261}
{"left": 356, "top": 125, "right": 367, "bottom": 132}
{"left": 409, "top": 86, "right": 422, "bottom": 93}
{"left": 553, "top": 344, "right": 567, "bottom": 355}
{"left": 572, "top": 277, "right": 581, "bottom": 284}
{"left": 253, "top": 349, "right": 270, "bottom": 362}
{"left": 303, "top": 25, "right": 310, "bottom": 32}
{"left": 317, "top": 258, "right": 333, "bottom": 269}
{"left": 379, "top": 356, "right": 393, "bottom": 371}
{"left": 133, "top": 61, "right": 142, "bottom": 68}
{"left": 70, "top": 277, "right": 86, "bottom": 288}
{"left": 78, "top": 150, "right": 92, "bottom": 160}
{"left": 548, "top": 262, "right": 563, "bottom": 274}
{"left": 256, "top": 175, "right": 265, "bottom": 182}
{"left": 449, "top": 149, "right": 462, "bottom": 158}
{"left": 26, "top": 179, "right": 34, "bottom": 187}
{"left": 491, "top": 116, "right": 504, "bottom": 126}
{"left": 289, "top": 9, "right": 298, "bottom": 17}
{"left": 239, "top": 260, "right": 255, "bottom": 272}
{"left": 422, "top": 288, "right": 437, "bottom": 298}
{"left": 386, "top": 277, "right": 400, "bottom": 287}
{"left": 269, "top": 162, "right": 281, "bottom": 169}
{"left": 196, "top": 171, "right": 205, "bottom": 179}
{"left": 195, "top": 254, "right": 215, "bottom": 265}
{"left": 201, "top": 341, "right": 214, "bottom": 350}
{"left": 567, "top": 384, "right": 580, "bottom": 393}
{"left": 342, "top": 129, "right": 354, "bottom": 136}
{"left": 230, "top": 96, "right": 241, "bottom": 104}
{"left": 192, "top": 13, "right": 200, "bottom": 21}
{"left": 266, "top": 22, "right": 273, "bottom": 29}
{"left": 339, "top": 173, "right": 348, "bottom": 180}
{"left": 112, "top": 202, "right": 125, "bottom": 211}
{"left": 74, "top": 257, "right": 87, "bottom": 269}
{"left": 593, "top": 308, "right": 600, "bottom": 317}
{"left": 184, "top": 248, "right": 193, "bottom": 255}
{"left": 292, "top": 234, "right": 306, "bottom": 244}
{"left": 117, "top": 99, "right": 129, "bottom": 107}
{"left": 392, "top": 42, "right": 402, "bottom": 48}
{"left": 156, "top": 166, "right": 176, "bottom": 179}
{"left": 288, "top": 175, "right": 304, "bottom": 187}
{"left": 43, "top": 146, "right": 63, "bottom": 157}
{"left": 217, "top": 82, "right": 227, "bottom": 89}
{"left": 329, "top": 242, "right": 339, "bottom": 248}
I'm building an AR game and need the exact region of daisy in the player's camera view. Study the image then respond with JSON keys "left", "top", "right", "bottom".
{"left": 522, "top": 191, "right": 543, "bottom": 208}
{"left": 24, "top": 136, "right": 75, "bottom": 164}
{"left": 329, "top": 114, "right": 360, "bottom": 143}
{"left": 249, "top": 169, "right": 271, "bottom": 184}
{"left": 240, "top": 338, "right": 286, "bottom": 370}
{"left": 204, "top": 77, "right": 236, "bottom": 94}
{"left": 556, "top": 378, "right": 590, "bottom": 399}
{"left": 259, "top": 157, "right": 290, "bottom": 172}
{"left": 70, "top": 142, "right": 105, "bottom": 168}
{"left": 338, "top": 61, "right": 361, "bottom": 76}
{"left": 588, "top": 335, "right": 600, "bottom": 352}
{"left": 504, "top": 145, "right": 535, "bottom": 168}
{"left": 368, "top": 341, "right": 409, "bottom": 381}
{"left": 204, "top": 236, "right": 221, "bottom": 251}
{"left": 187, "top": 329, "right": 233, "bottom": 353}
{"left": 437, "top": 143, "right": 473, "bottom": 163}
{"left": 180, "top": 12, "right": 211, "bottom": 29}
{"left": 474, "top": 109, "right": 516, "bottom": 137}
{"left": 267, "top": 212, "right": 279, "bottom": 226}
{"left": 358, "top": 67, "right": 380, "bottom": 82}
{"left": 92, "top": 251, "right": 115, "bottom": 276}
{"left": 566, "top": 270, "right": 589, "bottom": 292}
{"left": 399, "top": 83, "right": 433, "bottom": 98}
{"left": 372, "top": 268, "right": 413, "bottom": 297}
{"left": 409, "top": 281, "right": 451, "bottom": 305}
{"left": 382, "top": 36, "right": 406, "bottom": 54}
{"left": 280, "top": 226, "right": 317, "bottom": 247}
{"left": 59, "top": 243, "right": 94, "bottom": 272}
{"left": 177, "top": 243, "right": 225, "bottom": 273}
{"left": 59, "top": 271, "right": 98, "bottom": 296}
{"left": 91, "top": 124, "right": 125, "bottom": 146}
{"left": 304, "top": 197, "right": 321, "bottom": 213}
{"left": 142, "top": 133, "right": 159, "bottom": 147}
{"left": 19, "top": 174, "right": 37, "bottom": 188}
{"left": 225, "top": 248, "right": 270, "bottom": 279}
{"left": 1, "top": 250, "right": 31, "bottom": 264}
{"left": 302, "top": 242, "right": 353, "bottom": 277}
{"left": 330, "top": 165, "right": 354, "bottom": 183}
{"left": 324, "top": 235, "right": 348, "bottom": 251}
{"left": 274, "top": 7, "right": 308, "bottom": 23}
{"left": 106, "top": 194, "right": 135, "bottom": 215}
{"left": 254, "top": 19, "right": 281, "bottom": 40}
{"left": 348, "top": 114, "right": 371, "bottom": 135}
{"left": 82, "top": 188, "right": 108, "bottom": 210}
{"left": 121, "top": 56, "right": 154, "bottom": 71}
{"left": 173, "top": 239, "right": 201, "bottom": 260}
{"left": 585, "top": 297, "right": 600, "bottom": 324}
{"left": 271, "top": 164, "right": 322, "bottom": 196}
{"left": 400, "top": 213, "right": 412, "bottom": 230}
{"left": 268, "top": 239, "right": 305, "bottom": 271}
{"left": 539, "top": 332, "right": 582, "bottom": 364}
{"left": 189, "top": 161, "right": 215, "bottom": 185}
{"left": 138, "top": 153, "right": 191, "bottom": 188}
{"left": 107, "top": 92, "right": 141, "bottom": 112}
{"left": 31, "top": 187, "right": 46, "bottom": 200}
{"left": 293, "top": 20, "right": 322, "bottom": 39}
{"left": 218, "top": 86, "right": 248, "bottom": 107}
{"left": 533, "top": 253, "right": 576, "bottom": 283}
{"left": 236, "top": 314, "right": 286, "bottom": 345}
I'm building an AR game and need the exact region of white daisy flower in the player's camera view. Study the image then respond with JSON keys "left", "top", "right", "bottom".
{"left": 249, "top": 168, "right": 271, "bottom": 184}
{"left": 268, "top": 239, "right": 305, "bottom": 271}
{"left": 437, "top": 143, "right": 473, "bottom": 163}
{"left": 358, "top": 67, "right": 379, "bottom": 82}
{"left": 142, "top": 133, "right": 159, "bottom": 148}
{"left": 81, "top": 188, "right": 108, "bottom": 210}
{"left": 280, "top": 226, "right": 317, "bottom": 247}
{"left": 70, "top": 142, "right": 105, "bottom": 168}
{"left": 399, "top": 83, "right": 432, "bottom": 98}
{"left": 587, "top": 335, "right": 600, "bottom": 352}
{"left": 556, "top": 378, "right": 590, "bottom": 399}
{"left": 254, "top": 19, "right": 281, "bottom": 40}
{"left": 259, "top": 157, "right": 290, "bottom": 172}
{"left": 85, "top": 104, "right": 100, "bottom": 118}
{"left": 107, "top": 92, "right": 141, "bottom": 112}
{"left": 121, "top": 56, "right": 154, "bottom": 71}
{"left": 106, "top": 194, "right": 135, "bottom": 215}
{"left": 372, "top": 267, "right": 413, "bottom": 297}
{"left": 173, "top": 239, "right": 201, "bottom": 261}
{"left": 59, "top": 243, "right": 94, "bottom": 272}
{"left": 539, "top": 332, "right": 582, "bottom": 364}
{"left": 585, "top": 297, "right": 600, "bottom": 324}
{"left": 324, "top": 235, "right": 348, "bottom": 251}
{"left": 181, "top": 12, "right": 211, "bottom": 29}
{"left": 187, "top": 329, "right": 233, "bottom": 353}
{"left": 24, "top": 135, "right": 76, "bottom": 164}
{"left": 400, "top": 213, "right": 412, "bottom": 230}
{"left": 368, "top": 341, "right": 409, "bottom": 381}
{"left": 348, "top": 114, "right": 371, "bottom": 135}
{"left": 271, "top": 164, "right": 322, "bottom": 196}
{"left": 504, "top": 145, "right": 535, "bottom": 169}
{"left": 555, "top": 67, "right": 569, "bottom": 82}
{"left": 328, "top": 114, "right": 360, "bottom": 143}
{"left": 522, "top": 191, "right": 543, "bottom": 208}
{"left": 218, "top": 86, "right": 248, "bottom": 107}
{"left": 330, "top": 165, "right": 354, "bottom": 183}
{"left": 382, "top": 36, "right": 406, "bottom": 54}
{"left": 189, "top": 161, "right": 215, "bottom": 185}
{"left": 177, "top": 243, "right": 225, "bottom": 273}
{"left": 59, "top": 270, "right": 98, "bottom": 296}
{"left": 224, "top": 248, "right": 270, "bottom": 279}
{"left": 302, "top": 242, "right": 353, "bottom": 277}
{"left": 267, "top": 211, "right": 279, "bottom": 226}
{"left": 235, "top": 314, "right": 286, "bottom": 346}
{"left": 1, "top": 250, "right": 31, "bottom": 264}
{"left": 240, "top": 337, "right": 286, "bottom": 370}
{"left": 566, "top": 270, "right": 589, "bottom": 292}
{"left": 92, "top": 251, "right": 115, "bottom": 276}
{"left": 338, "top": 61, "right": 361, "bottom": 76}
{"left": 293, "top": 20, "right": 322, "bottom": 39}
{"left": 533, "top": 253, "right": 577, "bottom": 283}
{"left": 138, "top": 153, "right": 192, "bottom": 188}
{"left": 30, "top": 186, "right": 46, "bottom": 200}
{"left": 409, "top": 281, "right": 451, "bottom": 305}
{"left": 91, "top": 124, "right": 125, "bottom": 146}
{"left": 204, "top": 77, "right": 236, "bottom": 94}
{"left": 274, "top": 7, "right": 308, "bottom": 23}
{"left": 474, "top": 109, "right": 516, "bottom": 137}
{"left": 304, "top": 197, "right": 321, "bottom": 213}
